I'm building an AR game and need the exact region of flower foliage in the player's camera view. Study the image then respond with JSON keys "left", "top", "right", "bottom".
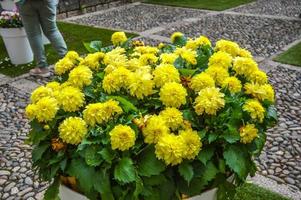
{"left": 0, "top": 11, "right": 23, "bottom": 28}
{"left": 26, "top": 32, "right": 277, "bottom": 200}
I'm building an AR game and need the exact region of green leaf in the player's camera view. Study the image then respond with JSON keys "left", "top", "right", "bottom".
{"left": 85, "top": 146, "right": 103, "bottom": 166}
{"left": 108, "top": 96, "right": 138, "bottom": 112}
{"left": 223, "top": 145, "right": 249, "bottom": 180}
{"left": 197, "top": 146, "right": 214, "bottom": 165}
{"left": 174, "top": 57, "right": 185, "bottom": 69}
{"left": 98, "top": 147, "right": 115, "bottom": 164}
{"left": 217, "top": 180, "right": 236, "bottom": 200}
{"left": 32, "top": 143, "right": 49, "bottom": 163}
{"left": 201, "top": 161, "right": 219, "bottom": 186}
{"left": 143, "top": 174, "right": 166, "bottom": 186}
{"left": 84, "top": 42, "right": 96, "bottom": 53}
{"left": 178, "top": 69, "right": 197, "bottom": 76}
{"left": 94, "top": 170, "right": 114, "bottom": 200}
{"left": 27, "top": 120, "right": 48, "bottom": 144}
{"left": 220, "top": 130, "right": 240, "bottom": 143}
{"left": 173, "top": 35, "right": 187, "bottom": 47}
{"left": 90, "top": 41, "right": 102, "bottom": 52}
{"left": 138, "top": 146, "right": 165, "bottom": 177}
{"left": 266, "top": 105, "right": 277, "bottom": 122}
{"left": 114, "top": 157, "right": 136, "bottom": 183}
{"left": 253, "top": 131, "right": 266, "bottom": 156}
{"left": 43, "top": 178, "right": 60, "bottom": 200}
{"left": 208, "top": 132, "right": 219, "bottom": 143}
{"left": 134, "top": 176, "right": 144, "bottom": 199}
{"left": 83, "top": 86, "right": 95, "bottom": 99}
{"left": 67, "top": 158, "right": 96, "bottom": 193}
{"left": 178, "top": 162, "right": 194, "bottom": 184}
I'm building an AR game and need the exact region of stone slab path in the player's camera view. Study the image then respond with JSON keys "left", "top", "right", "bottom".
{"left": 1, "top": 0, "right": 301, "bottom": 199}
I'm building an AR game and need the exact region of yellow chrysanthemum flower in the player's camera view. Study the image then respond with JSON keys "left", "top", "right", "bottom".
{"left": 190, "top": 72, "right": 215, "bottom": 93}
{"left": 25, "top": 104, "right": 37, "bottom": 120}
{"left": 222, "top": 77, "right": 242, "bottom": 94}
{"left": 54, "top": 58, "right": 76, "bottom": 75}
{"left": 206, "top": 66, "right": 229, "bottom": 86}
{"left": 244, "top": 83, "right": 275, "bottom": 102}
{"left": 135, "top": 46, "right": 159, "bottom": 55}
{"left": 57, "top": 86, "right": 85, "bottom": 112}
{"left": 247, "top": 70, "right": 268, "bottom": 85}
{"left": 238, "top": 48, "right": 252, "bottom": 58}
{"left": 30, "top": 86, "right": 53, "bottom": 103}
{"left": 194, "top": 87, "right": 225, "bottom": 115}
{"left": 109, "top": 125, "right": 136, "bottom": 151}
{"left": 128, "top": 72, "right": 154, "bottom": 99}
{"left": 233, "top": 57, "right": 258, "bottom": 77}
{"left": 215, "top": 39, "right": 240, "bottom": 57}
{"left": 111, "top": 32, "right": 127, "bottom": 46}
{"left": 155, "top": 134, "right": 185, "bottom": 166}
{"left": 196, "top": 35, "right": 211, "bottom": 47}
{"left": 240, "top": 124, "right": 258, "bottom": 144}
{"left": 103, "top": 47, "right": 128, "bottom": 69}
{"left": 139, "top": 53, "right": 158, "bottom": 66}
{"left": 159, "top": 107, "right": 184, "bottom": 130}
{"left": 153, "top": 64, "right": 180, "bottom": 88}
{"left": 102, "top": 67, "right": 132, "bottom": 94}
{"left": 175, "top": 47, "right": 197, "bottom": 65}
{"left": 127, "top": 58, "right": 140, "bottom": 71}
{"left": 208, "top": 51, "right": 232, "bottom": 69}
{"left": 159, "top": 82, "right": 187, "bottom": 108}
{"left": 59, "top": 117, "right": 87, "bottom": 145}
{"left": 65, "top": 51, "right": 80, "bottom": 60}
{"left": 158, "top": 43, "right": 165, "bottom": 49}
{"left": 142, "top": 115, "right": 169, "bottom": 144}
{"left": 243, "top": 99, "right": 265, "bottom": 123}
{"left": 160, "top": 53, "right": 178, "bottom": 64}
{"left": 179, "top": 129, "right": 202, "bottom": 160}
{"left": 80, "top": 52, "right": 105, "bottom": 71}
{"left": 35, "top": 97, "right": 59, "bottom": 122}
{"left": 46, "top": 81, "right": 61, "bottom": 92}
{"left": 68, "top": 65, "right": 93, "bottom": 89}
{"left": 185, "top": 38, "right": 198, "bottom": 50}
{"left": 171, "top": 32, "right": 184, "bottom": 43}
{"left": 83, "top": 100, "right": 122, "bottom": 126}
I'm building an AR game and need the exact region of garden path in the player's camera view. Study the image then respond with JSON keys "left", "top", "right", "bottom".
{"left": 0, "top": 0, "right": 301, "bottom": 199}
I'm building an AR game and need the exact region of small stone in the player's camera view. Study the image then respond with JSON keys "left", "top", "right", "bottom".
{"left": 11, "top": 187, "right": 19, "bottom": 194}
{"left": 268, "top": 169, "right": 274, "bottom": 175}
{"left": 4, "top": 182, "right": 15, "bottom": 192}
{"left": 25, "top": 177, "right": 33, "bottom": 185}
{"left": 0, "top": 170, "right": 10, "bottom": 176}
{"left": 0, "top": 179, "right": 6, "bottom": 185}
{"left": 275, "top": 167, "right": 282, "bottom": 173}
{"left": 18, "top": 187, "right": 33, "bottom": 196}
{"left": 275, "top": 151, "right": 284, "bottom": 156}
{"left": 285, "top": 177, "right": 295, "bottom": 185}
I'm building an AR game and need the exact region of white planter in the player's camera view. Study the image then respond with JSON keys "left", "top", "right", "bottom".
{"left": 0, "top": 27, "right": 33, "bottom": 65}
{"left": 59, "top": 185, "right": 217, "bottom": 200}
{"left": 0, "top": 0, "right": 16, "bottom": 11}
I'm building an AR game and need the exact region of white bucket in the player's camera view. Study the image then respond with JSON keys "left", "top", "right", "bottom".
{"left": 0, "top": 0, "right": 17, "bottom": 11}
{"left": 0, "top": 27, "right": 33, "bottom": 65}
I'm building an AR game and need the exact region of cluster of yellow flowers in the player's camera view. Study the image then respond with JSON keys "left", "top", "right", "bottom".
{"left": 26, "top": 31, "right": 276, "bottom": 166}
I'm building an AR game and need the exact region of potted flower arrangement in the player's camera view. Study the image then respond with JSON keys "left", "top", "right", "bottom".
{"left": 0, "top": 0, "right": 16, "bottom": 11}
{"left": 25, "top": 32, "right": 277, "bottom": 200}
{"left": 0, "top": 10, "right": 33, "bottom": 65}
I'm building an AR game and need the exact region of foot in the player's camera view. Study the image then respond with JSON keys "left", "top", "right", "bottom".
{"left": 29, "top": 67, "right": 51, "bottom": 78}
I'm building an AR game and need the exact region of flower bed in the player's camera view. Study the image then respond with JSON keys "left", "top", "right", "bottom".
{"left": 25, "top": 32, "right": 277, "bottom": 199}
{"left": 0, "top": 10, "right": 22, "bottom": 28}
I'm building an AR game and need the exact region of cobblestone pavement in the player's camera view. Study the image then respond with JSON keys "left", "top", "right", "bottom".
{"left": 1, "top": 0, "right": 301, "bottom": 199}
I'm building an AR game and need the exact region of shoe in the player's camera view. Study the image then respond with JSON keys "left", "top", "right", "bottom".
{"left": 29, "top": 67, "right": 51, "bottom": 78}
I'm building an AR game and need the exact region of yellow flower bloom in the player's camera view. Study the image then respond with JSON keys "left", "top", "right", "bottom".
{"left": 30, "top": 86, "right": 53, "bottom": 103}
{"left": 206, "top": 66, "right": 229, "bottom": 86}
{"left": 128, "top": 72, "right": 154, "bottom": 99}
{"left": 179, "top": 129, "right": 202, "bottom": 160}
{"left": 46, "top": 81, "right": 61, "bottom": 92}
{"left": 247, "top": 70, "right": 268, "bottom": 85}
{"left": 35, "top": 97, "right": 59, "bottom": 122}
{"left": 160, "top": 53, "right": 178, "bottom": 64}
{"left": 190, "top": 72, "right": 215, "bottom": 93}
{"left": 142, "top": 115, "right": 169, "bottom": 144}
{"left": 153, "top": 64, "right": 180, "bottom": 88}
{"left": 171, "top": 32, "right": 184, "bottom": 43}
{"left": 240, "top": 124, "right": 258, "bottom": 144}
{"left": 215, "top": 39, "right": 240, "bottom": 57}
{"left": 103, "top": 47, "right": 128, "bottom": 69}
{"left": 102, "top": 67, "right": 132, "bottom": 94}
{"left": 244, "top": 83, "right": 275, "bottom": 102}
{"left": 158, "top": 43, "right": 165, "bottom": 49}
{"left": 222, "top": 77, "right": 242, "bottom": 94}
{"left": 54, "top": 58, "right": 76, "bottom": 75}
{"left": 25, "top": 104, "right": 37, "bottom": 120}
{"left": 194, "top": 87, "right": 225, "bottom": 115}
{"left": 139, "top": 53, "right": 158, "bottom": 66}
{"left": 243, "top": 99, "right": 265, "bottom": 123}
{"left": 159, "top": 82, "right": 187, "bottom": 108}
{"left": 238, "top": 48, "right": 252, "bottom": 58}
{"left": 155, "top": 134, "right": 185, "bottom": 166}
{"left": 175, "top": 47, "right": 197, "bottom": 65}
{"left": 233, "top": 57, "right": 258, "bottom": 77}
{"left": 127, "top": 58, "right": 140, "bottom": 71}
{"left": 159, "top": 107, "right": 183, "bottom": 130}
{"left": 65, "top": 51, "right": 80, "bottom": 61}
{"left": 59, "top": 117, "right": 87, "bottom": 145}
{"left": 83, "top": 100, "right": 122, "bottom": 126}
{"left": 109, "top": 125, "right": 136, "bottom": 151}
{"left": 57, "top": 86, "right": 85, "bottom": 112}
{"left": 208, "top": 51, "right": 232, "bottom": 69}
{"left": 135, "top": 46, "right": 159, "bottom": 55}
{"left": 195, "top": 35, "right": 211, "bottom": 47}
{"left": 68, "top": 65, "right": 93, "bottom": 89}
{"left": 185, "top": 38, "right": 198, "bottom": 50}
{"left": 111, "top": 32, "right": 127, "bottom": 46}
{"left": 80, "top": 52, "right": 105, "bottom": 71}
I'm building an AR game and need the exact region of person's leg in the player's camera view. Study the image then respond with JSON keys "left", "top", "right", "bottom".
{"left": 18, "top": 0, "right": 49, "bottom": 70}
{"left": 38, "top": 0, "right": 67, "bottom": 58}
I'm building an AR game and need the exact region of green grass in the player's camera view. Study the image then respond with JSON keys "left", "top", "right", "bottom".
{"left": 274, "top": 42, "right": 301, "bottom": 67}
{"left": 144, "top": 0, "right": 255, "bottom": 11}
{"left": 0, "top": 21, "right": 137, "bottom": 77}
{"left": 234, "top": 183, "right": 290, "bottom": 200}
